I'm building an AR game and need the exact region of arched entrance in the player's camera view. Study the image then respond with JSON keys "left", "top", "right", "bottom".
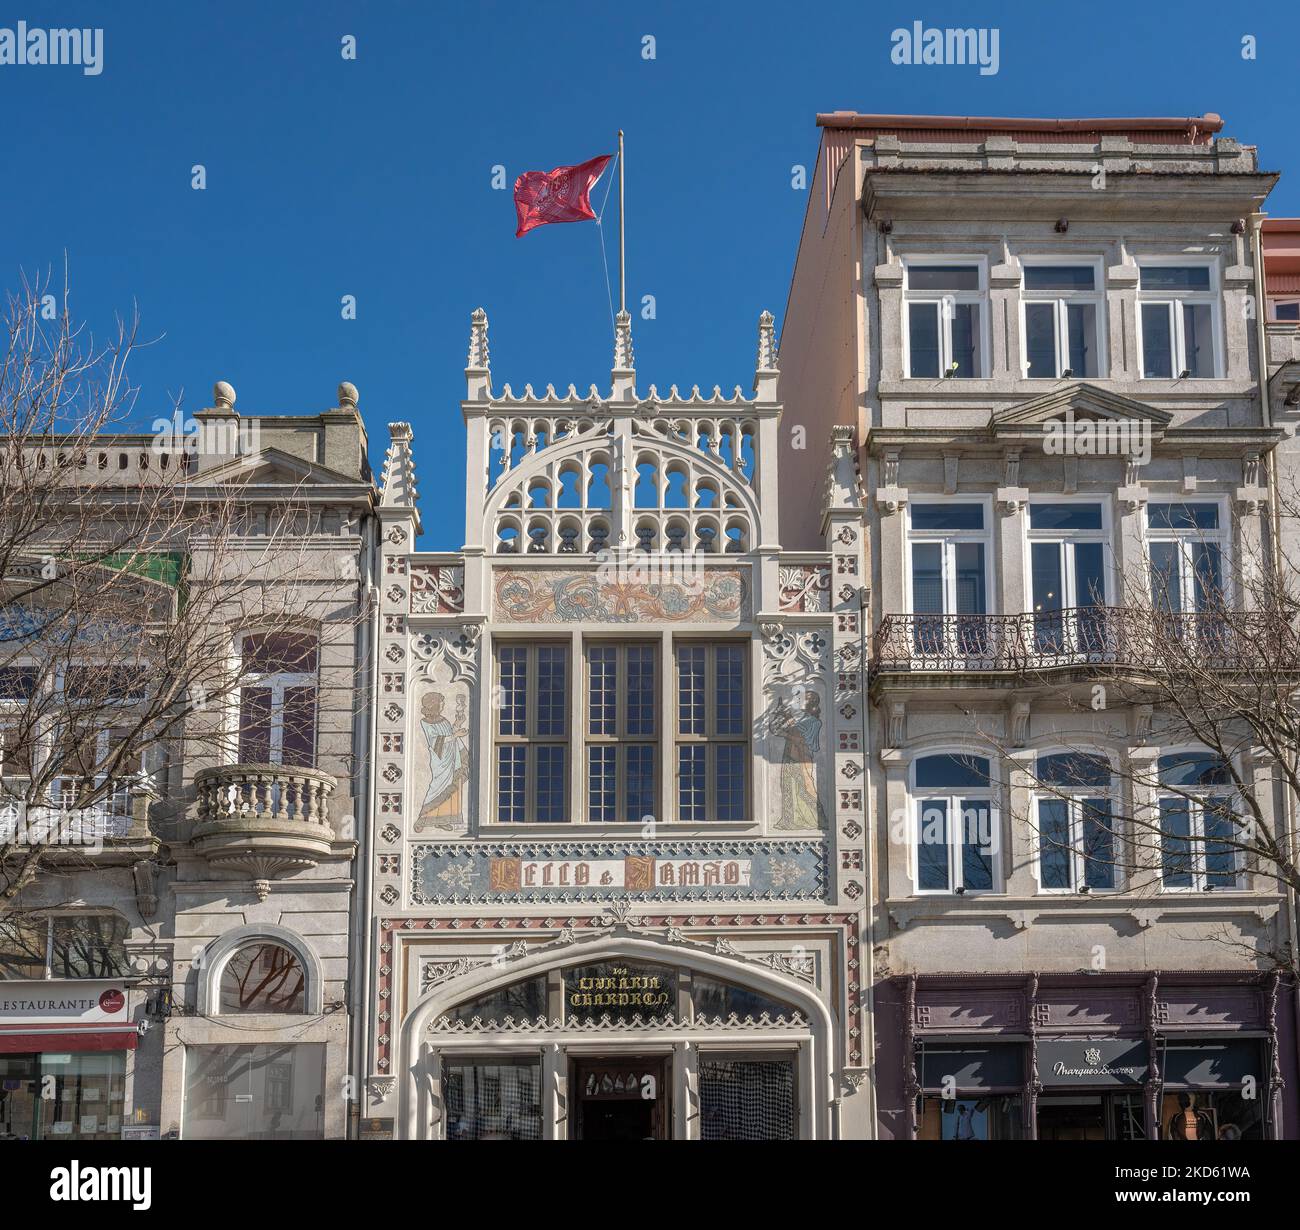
{"left": 396, "top": 934, "right": 837, "bottom": 1140}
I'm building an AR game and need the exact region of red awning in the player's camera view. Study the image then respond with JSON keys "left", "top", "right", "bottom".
{"left": 0, "top": 1028, "right": 137, "bottom": 1054}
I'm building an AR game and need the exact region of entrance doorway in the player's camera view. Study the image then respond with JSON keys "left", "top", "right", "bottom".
{"left": 1036, "top": 1093, "right": 1145, "bottom": 1141}
{"left": 572, "top": 1057, "right": 668, "bottom": 1141}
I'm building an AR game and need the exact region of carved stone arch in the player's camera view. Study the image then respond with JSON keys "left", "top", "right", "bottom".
{"left": 195, "top": 922, "right": 325, "bottom": 1015}
{"left": 396, "top": 932, "right": 836, "bottom": 1139}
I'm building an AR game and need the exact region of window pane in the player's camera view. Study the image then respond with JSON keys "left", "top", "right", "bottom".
{"left": 915, "top": 753, "right": 990, "bottom": 789}
{"left": 917, "top": 799, "right": 950, "bottom": 891}
{"left": 1160, "top": 798, "right": 1194, "bottom": 887}
{"left": 0, "top": 917, "right": 50, "bottom": 980}
{"left": 1191, "top": 543, "right": 1223, "bottom": 612}
{"left": 1275, "top": 302, "right": 1300, "bottom": 321}
{"left": 238, "top": 687, "right": 273, "bottom": 763}
{"left": 242, "top": 632, "right": 318, "bottom": 675}
{"left": 1082, "top": 798, "right": 1116, "bottom": 889}
{"left": 910, "top": 503, "right": 985, "bottom": 531}
{"left": 1066, "top": 302, "right": 1097, "bottom": 376}
{"left": 626, "top": 646, "right": 656, "bottom": 735}
{"left": 1025, "top": 265, "right": 1097, "bottom": 291}
{"left": 678, "top": 745, "right": 706, "bottom": 821}
{"left": 0, "top": 667, "right": 38, "bottom": 700}
{"left": 954, "top": 543, "right": 986, "bottom": 615}
{"left": 496, "top": 746, "right": 525, "bottom": 822}
{"left": 588, "top": 647, "right": 616, "bottom": 735}
{"left": 676, "top": 647, "right": 706, "bottom": 735}
{"left": 1182, "top": 303, "right": 1213, "bottom": 376}
{"left": 1038, "top": 799, "right": 1072, "bottom": 889}
{"left": 1141, "top": 303, "right": 1174, "bottom": 378}
{"left": 950, "top": 303, "right": 979, "bottom": 377}
{"left": 1031, "top": 541, "right": 1063, "bottom": 614}
{"left": 448, "top": 976, "right": 547, "bottom": 1025}
{"left": 1159, "top": 752, "right": 1230, "bottom": 788}
{"left": 49, "top": 915, "right": 129, "bottom": 978}
{"left": 281, "top": 685, "right": 317, "bottom": 767}
{"left": 960, "top": 799, "right": 994, "bottom": 890}
{"left": 219, "top": 943, "right": 305, "bottom": 1013}
{"left": 1024, "top": 302, "right": 1057, "bottom": 377}
{"left": 588, "top": 745, "right": 616, "bottom": 822}
{"left": 911, "top": 543, "right": 943, "bottom": 616}
{"left": 1203, "top": 798, "right": 1237, "bottom": 888}
{"left": 910, "top": 265, "right": 981, "bottom": 291}
{"left": 715, "top": 745, "right": 745, "bottom": 822}
{"left": 1038, "top": 752, "right": 1110, "bottom": 788}
{"left": 498, "top": 647, "right": 527, "bottom": 735}
{"left": 534, "top": 746, "right": 566, "bottom": 822}
{"left": 185, "top": 1043, "right": 326, "bottom": 1140}
{"left": 1148, "top": 502, "right": 1219, "bottom": 530}
{"left": 714, "top": 646, "right": 745, "bottom": 736}
{"left": 1074, "top": 541, "right": 1106, "bottom": 608}
{"left": 535, "top": 647, "right": 567, "bottom": 736}
{"left": 908, "top": 302, "right": 940, "bottom": 377}
{"left": 699, "top": 1058, "right": 795, "bottom": 1141}
{"left": 1148, "top": 542, "right": 1181, "bottom": 613}
{"left": 627, "top": 745, "right": 656, "bottom": 820}
{"left": 1140, "top": 266, "right": 1211, "bottom": 291}
{"left": 1028, "top": 502, "right": 1103, "bottom": 531}
{"left": 443, "top": 1057, "right": 541, "bottom": 1141}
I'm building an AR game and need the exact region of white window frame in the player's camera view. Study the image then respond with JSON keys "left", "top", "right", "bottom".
{"left": 905, "top": 497, "right": 994, "bottom": 616}
{"left": 1023, "top": 497, "right": 1114, "bottom": 610}
{"left": 1019, "top": 257, "right": 1107, "bottom": 379}
{"left": 1031, "top": 749, "right": 1120, "bottom": 895}
{"left": 1155, "top": 748, "right": 1242, "bottom": 893}
{"left": 1143, "top": 497, "right": 1231, "bottom": 613}
{"left": 1136, "top": 257, "right": 1223, "bottom": 379}
{"left": 909, "top": 751, "right": 1000, "bottom": 896}
{"left": 902, "top": 257, "right": 990, "bottom": 380}
{"left": 1269, "top": 296, "right": 1300, "bottom": 323}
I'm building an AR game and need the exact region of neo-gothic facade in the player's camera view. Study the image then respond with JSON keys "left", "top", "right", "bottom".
{"left": 357, "top": 308, "right": 871, "bottom": 1139}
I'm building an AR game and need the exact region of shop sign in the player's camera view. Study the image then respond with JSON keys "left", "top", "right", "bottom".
{"left": 0, "top": 981, "right": 129, "bottom": 1026}
{"left": 1039, "top": 1038, "right": 1148, "bottom": 1086}
{"left": 120, "top": 1125, "right": 160, "bottom": 1141}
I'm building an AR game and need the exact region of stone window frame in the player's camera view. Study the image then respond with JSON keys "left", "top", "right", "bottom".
{"left": 1018, "top": 255, "right": 1108, "bottom": 379}
{"left": 908, "top": 749, "right": 1002, "bottom": 897}
{"left": 1135, "top": 256, "right": 1224, "bottom": 380}
{"left": 196, "top": 923, "right": 324, "bottom": 1016}
{"left": 900, "top": 255, "right": 991, "bottom": 380}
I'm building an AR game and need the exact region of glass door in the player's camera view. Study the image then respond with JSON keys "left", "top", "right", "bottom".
{"left": 908, "top": 504, "right": 989, "bottom": 661}
{"left": 1027, "top": 504, "right": 1109, "bottom": 656}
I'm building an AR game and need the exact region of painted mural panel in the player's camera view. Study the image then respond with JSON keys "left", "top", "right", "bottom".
{"left": 410, "top": 840, "right": 827, "bottom": 904}
{"left": 409, "top": 663, "right": 472, "bottom": 837}
{"left": 758, "top": 625, "right": 831, "bottom": 831}
{"left": 493, "top": 566, "right": 750, "bottom": 624}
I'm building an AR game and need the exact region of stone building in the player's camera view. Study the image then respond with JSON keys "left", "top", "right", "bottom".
{"left": 0, "top": 386, "right": 374, "bottom": 1140}
{"left": 357, "top": 308, "right": 871, "bottom": 1140}
{"left": 779, "top": 112, "right": 1300, "bottom": 1140}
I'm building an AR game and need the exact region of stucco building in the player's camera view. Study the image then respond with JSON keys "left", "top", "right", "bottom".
{"left": 780, "top": 112, "right": 1300, "bottom": 1140}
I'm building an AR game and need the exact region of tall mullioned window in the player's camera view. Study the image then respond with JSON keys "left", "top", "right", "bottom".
{"left": 904, "top": 262, "right": 987, "bottom": 379}
{"left": 494, "top": 643, "right": 569, "bottom": 823}
{"left": 586, "top": 643, "right": 657, "bottom": 823}
{"left": 1138, "top": 263, "right": 1220, "bottom": 378}
{"left": 1021, "top": 262, "right": 1104, "bottom": 378}
{"left": 675, "top": 643, "right": 747, "bottom": 823}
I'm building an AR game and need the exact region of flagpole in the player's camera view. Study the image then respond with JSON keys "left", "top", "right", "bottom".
{"left": 618, "top": 130, "right": 626, "bottom": 314}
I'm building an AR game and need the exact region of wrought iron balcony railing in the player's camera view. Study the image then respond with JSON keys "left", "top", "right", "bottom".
{"left": 871, "top": 608, "right": 1272, "bottom": 676}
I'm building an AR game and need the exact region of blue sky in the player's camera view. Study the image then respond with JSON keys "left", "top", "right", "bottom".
{"left": 4, "top": 1, "right": 1297, "bottom": 547}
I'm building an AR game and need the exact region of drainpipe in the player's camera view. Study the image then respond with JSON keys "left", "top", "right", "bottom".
{"left": 348, "top": 505, "right": 381, "bottom": 1136}
{"left": 1251, "top": 212, "right": 1300, "bottom": 1126}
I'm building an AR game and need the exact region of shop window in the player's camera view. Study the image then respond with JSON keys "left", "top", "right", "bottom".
{"left": 1161, "top": 1090, "right": 1263, "bottom": 1141}
{"left": 699, "top": 1056, "right": 796, "bottom": 1141}
{"left": 447, "top": 976, "right": 547, "bottom": 1025}
{"left": 918, "top": 1095, "right": 1024, "bottom": 1140}
{"left": 0, "top": 914, "right": 128, "bottom": 980}
{"left": 443, "top": 1056, "right": 541, "bottom": 1141}
{"left": 1162, "top": 1041, "right": 1264, "bottom": 1139}
{"left": 0, "top": 1052, "right": 127, "bottom": 1141}
{"left": 183, "top": 1043, "right": 325, "bottom": 1139}
{"left": 218, "top": 943, "right": 307, "bottom": 1013}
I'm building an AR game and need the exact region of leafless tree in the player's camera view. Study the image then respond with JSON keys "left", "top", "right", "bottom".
{"left": 0, "top": 271, "right": 366, "bottom": 918}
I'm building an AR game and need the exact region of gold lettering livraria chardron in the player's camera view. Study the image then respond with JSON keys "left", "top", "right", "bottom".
{"left": 567, "top": 965, "right": 672, "bottom": 1012}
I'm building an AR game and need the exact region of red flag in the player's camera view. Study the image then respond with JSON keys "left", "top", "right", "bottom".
{"left": 513, "top": 154, "right": 612, "bottom": 238}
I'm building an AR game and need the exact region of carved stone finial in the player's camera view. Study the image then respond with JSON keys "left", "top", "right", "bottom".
{"left": 467, "top": 307, "right": 490, "bottom": 370}
{"left": 337, "top": 381, "right": 359, "bottom": 409}
{"left": 822, "top": 425, "right": 865, "bottom": 516}
{"left": 756, "top": 310, "right": 779, "bottom": 372}
{"left": 381, "top": 421, "right": 419, "bottom": 511}
{"left": 613, "top": 308, "right": 634, "bottom": 371}
{"left": 213, "top": 381, "right": 236, "bottom": 411}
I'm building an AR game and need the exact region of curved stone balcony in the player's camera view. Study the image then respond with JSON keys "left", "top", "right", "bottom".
{"left": 191, "top": 763, "right": 338, "bottom": 890}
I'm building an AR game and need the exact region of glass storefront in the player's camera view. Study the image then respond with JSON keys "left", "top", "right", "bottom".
{"left": 0, "top": 1051, "right": 127, "bottom": 1141}
{"left": 444, "top": 1056, "right": 542, "bottom": 1140}
{"left": 183, "top": 1043, "right": 326, "bottom": 1139}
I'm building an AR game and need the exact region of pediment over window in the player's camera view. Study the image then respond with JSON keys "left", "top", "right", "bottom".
{"left": 194, "top": 448, "right": 364, "bottom": 489}
{"left": 990, "top": 382, "right": 1173, "bottom": 438}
